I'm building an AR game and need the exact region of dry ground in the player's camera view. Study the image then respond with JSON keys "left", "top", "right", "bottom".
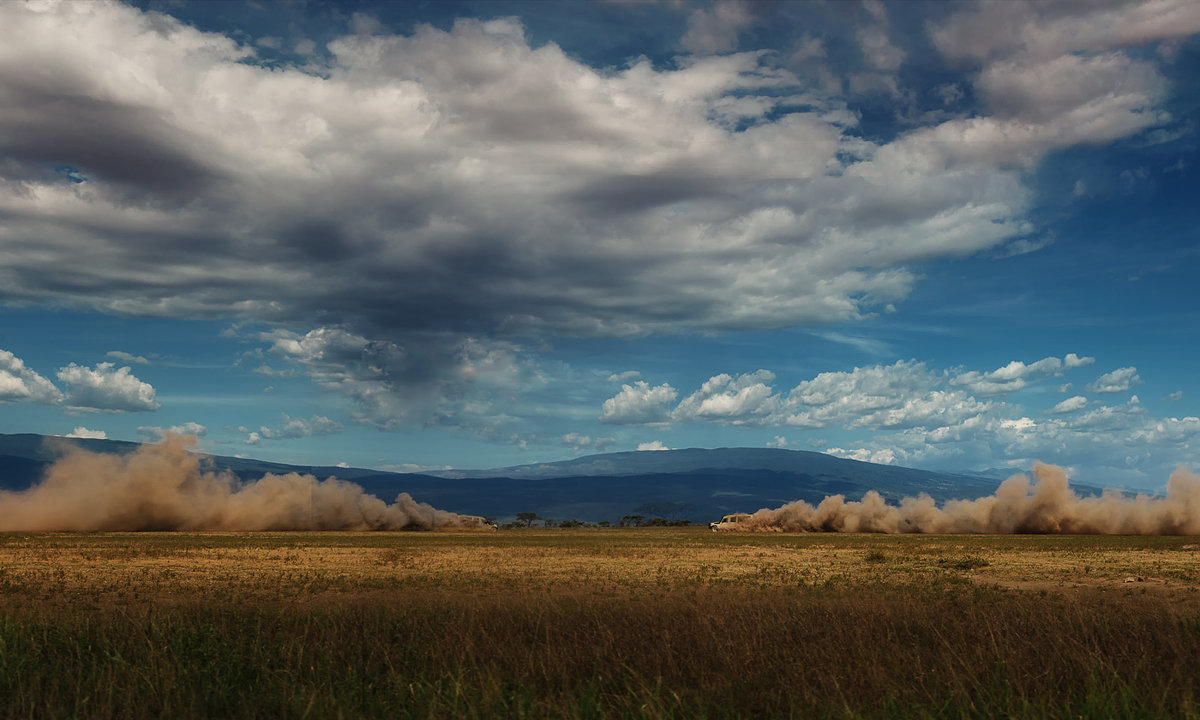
{"left": 2, "top": 529, "right": 1198, "bottom": 608}
{"left": 2, "top": 529, "right": 1200, "bottom": 719}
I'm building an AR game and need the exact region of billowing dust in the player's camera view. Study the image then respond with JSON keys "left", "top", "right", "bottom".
{"left": 732, "top": 462, "right": 1200, "bottom": 534}
{"left": 0, "top": 434, "right": 466, "bottom": 531}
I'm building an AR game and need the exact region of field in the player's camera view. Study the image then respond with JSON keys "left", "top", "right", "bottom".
{"left": 2, "top": 529, "right": 1200, "bottom": 719}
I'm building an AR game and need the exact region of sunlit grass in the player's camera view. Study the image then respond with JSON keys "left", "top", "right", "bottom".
{"left": 2, "top": 529, "right": 1199, "bottom": 718}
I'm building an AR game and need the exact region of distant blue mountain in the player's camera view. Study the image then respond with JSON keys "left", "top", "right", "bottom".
{"left": 0, "top": 433, "right": 1070, "bottom": 525}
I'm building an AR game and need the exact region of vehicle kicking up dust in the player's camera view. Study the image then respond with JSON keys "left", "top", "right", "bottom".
{"left": 709, "top": 512, "right": 752, "bottom": 532}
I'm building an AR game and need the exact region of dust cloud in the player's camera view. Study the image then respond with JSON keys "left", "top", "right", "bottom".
{"left": 0, "top": 434, "right": 469, "bottom": 531}
{"left": 733, "top": 463, "right": 1200, "bottom": 534}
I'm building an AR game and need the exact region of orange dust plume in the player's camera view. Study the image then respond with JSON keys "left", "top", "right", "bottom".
{"left": 727, "top": 462, "right": 1200, "bottom": 534}
{"left": 0, "top": 434, "right": 471, "bottom": 531}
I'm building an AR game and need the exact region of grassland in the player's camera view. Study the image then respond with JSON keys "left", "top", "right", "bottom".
{"left": 2, "top": 529, "right": 1199, "bottom": 719}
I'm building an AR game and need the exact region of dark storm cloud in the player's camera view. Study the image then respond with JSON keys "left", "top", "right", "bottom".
{"left": 0, "top": 73, "right": 219, "bottom": 199}
{"left": 0, "top": 1, "right": 1195, "bottom": 430}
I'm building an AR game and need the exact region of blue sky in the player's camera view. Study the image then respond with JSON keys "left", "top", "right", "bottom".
{"left": 0, "top": 0, "right": 1198, "bottom": 490}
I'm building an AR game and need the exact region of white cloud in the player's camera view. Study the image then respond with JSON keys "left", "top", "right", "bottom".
{"left": 783, "top": 361, "right": 994, "bottom": 431}
{"left": 766, "top": 436, "right": 789, "bottom": 449}
{"left": 673, "top": 370, "right": 777, "bottom": 424}
{"left": 106, "top": 350, "right": 149, "bottom": 365}
{"left": 826, "top": 446, "right": 896, "bottom": 465}
{"left": 57, "top": 362, "right": 159, "bottom": 413}
{"left": 637, "top": 440, "right": 671, "bottom": 451}
{"left": 0, "top": 2, "right": 1153, "bottom": 363}
{"left": 680, "top": 0, "right": 756, "bottom": 54}
{"left": 255, "top": 414, "right": 344, "bottom": 441}
{"left": 1050, "top": 396, "right": 1088, "bottom": 414}
{"left": 950, "top": 354, "right": 1093, "bottom": 396}
{"left": 138, "top": 422, "right": 207, "bottom": 441}
{"left": 607, "top": 371, "right": 641, "bottom": 383}
{"left": 1086, "top": 367, "right": 1143, "bottom": 394}
{"left": 65, "top": 426, "right": 107, "bottom": 439}
{"left": 930, "top": 1, "right": 1200, "bottom": 64}
{"left": 561, "top": 432, "right": 616, "bottom": 454}
{"left": 0, "top": 349, "right": 62, "bottom": 405}
{"left": 600, "top": 381, "right": 678, "bottom": 426}
{"left": 0, "top": 2, "right": 1191, "bottom": 439}
{"left": 1063, "top": 353, "right": 1094, "bottom": 369}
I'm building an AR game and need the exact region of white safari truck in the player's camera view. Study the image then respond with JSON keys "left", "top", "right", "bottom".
{"left": 709, "top": 512, "right": 752, "bottom": 532}
{"left": 458, "top": 515, "right": 498, "bottom": 530}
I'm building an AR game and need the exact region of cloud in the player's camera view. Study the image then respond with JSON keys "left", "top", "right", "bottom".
{"left": 766, "top": 436, "right": 789, "bottom": 449}
{"left": 600, "top": 381, "right": 678, "bottom": 426}
{"left": 607, "top": 370, "right": 641, "bottom": 383}
{"left": 0, "top": 349, "right": 62, "bottom": 404}
{"left": 106, "top": 350, "right": 149, "bottom": 365}
{"left": 784, "top": 361, "right": 993, "bottom": 431}
{"left": 1050, "top": 396, "right": 1088, "bottom": 414}
{"left": 826, "top": 446, "right": 896, "bottom": 465}
{"left": 138, "top": 422, "right": 208, "bottom": 441}
{"left": 561, "top": 432, "right": 616, "bottom": 454}
{"left": 65, "top": 427, "right": 106, "bottom": 439}
{"left": 680, "top": 1, "right": 756, "bottom": 54}
{"left": 1086, "top": 367, "right": 1143, "bottom": 394}
{"left": 930, "top": 1, "right": 1200, "bottom": 64}
{"left": 262, "top": 327, "right": 535, "bottom": 434}
{"left": 243, "top": 414, "right": 344, "bottom": 444}
{"left": 949, "top": 354, "right": 1093, "bottom": 396}
{"left": 637, "top": 440, "right": 671, "bottom": 451}
{"left": 673, "top": 370, "right": 777, "bottom": 424}
{"left": 0, "top": 2, "right": 1190, "bottom": 435}
{"left": 56, "top": 362, "right": 159, "bottom": 413}
{"left": 599, "top": 353, "right": 1190, "bottom": 484}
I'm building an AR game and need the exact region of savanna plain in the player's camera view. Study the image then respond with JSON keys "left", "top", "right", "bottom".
{"left": 2, "top": 529, "right": 1199, "bottom": 719}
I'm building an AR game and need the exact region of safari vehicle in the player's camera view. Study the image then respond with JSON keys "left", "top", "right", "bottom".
{"left": 709, "top": 512, "right": 752, "bottom": 532}
{"left": 459, "top": 514, "right": 498, "bottom": 530}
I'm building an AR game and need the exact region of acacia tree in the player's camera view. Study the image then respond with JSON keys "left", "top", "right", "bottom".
{"left": 515, "top": 512, "right": 539, "bottom": 527}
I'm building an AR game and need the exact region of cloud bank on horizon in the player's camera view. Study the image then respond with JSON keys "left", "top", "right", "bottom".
{"left": 0, "top": 0, "right": 1197, "bottom": 487}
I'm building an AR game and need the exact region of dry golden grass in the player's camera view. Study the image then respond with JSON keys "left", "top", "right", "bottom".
{"left": 3, "top": 529, "right": 1198, "bottom": 607}
{"left": 3, "top": 529, "right": 1200, "bottom": 718}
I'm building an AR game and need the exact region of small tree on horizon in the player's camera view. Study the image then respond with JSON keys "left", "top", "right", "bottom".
{"left": 516, "top": 512, "right": 539, "bottom": 527}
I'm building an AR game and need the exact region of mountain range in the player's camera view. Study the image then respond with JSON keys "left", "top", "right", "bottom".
{"left": 0, "top": 433, "right": 1099, "bottom": 524}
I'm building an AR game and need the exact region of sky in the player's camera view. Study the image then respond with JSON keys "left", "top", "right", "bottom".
{"left": 0, "top": 0, "right": 1198, "bottom": 490}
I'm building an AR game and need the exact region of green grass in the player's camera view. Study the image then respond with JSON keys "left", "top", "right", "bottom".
{"left": 1, "top": 529, "right": 1199, "bottom": 718}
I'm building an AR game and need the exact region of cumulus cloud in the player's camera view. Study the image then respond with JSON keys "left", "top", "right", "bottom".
{"left": 106, "top": 351, "right": 149, "bottom": 365}
{"left": 598, "top": 353, "right": 1190, "bottom": 484}
{"left": 263, "top": 327, "right": 534, "bottom": 434}
{"left": 607, "top": 371, "right": 641, "bottom": 383}
{"left": 826, "top": 446, "right": 896, "bottom": 465}
{"left": 600, "top": 381, "right": 678, "bottom": 426}
{"left": 257, "top": 414, "right": 344, "bottom": 440}
{"left": 1087, "top": 367, "right": 1143, "bottom": 394}
{"left": 950, "top": 354, "right": 1094, "bottom": 396}
{"left": 785, "top": 361, "right": 993, "bottom": 431}
{"left": 561, "top": 433, "right": 616, "bottom": 454}
{"left": 56, "top": 362, "right": 159, "bottom": 413}
{"left": 138, "top": 422, "right": 208, "bottom": 441}
{"left": 65, "top": 427, "right": 107, "bottom": 439}
{"left": 673, "top": 370, "right": 777, "bottom": 424}
{"left": 637, "top": 440, "right": 671, "bottom": 451}
{"left": 0, "top": 1, "right": 1191, "bottom": 437}
{"left": 1050, "top": 396, "right": 1088, "bottom": 414}
{"left": 0, "top": 349, "right": 62, "bottom": 405}
{"left": 680, "top": 1, "right": 757, "bottom": 54}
